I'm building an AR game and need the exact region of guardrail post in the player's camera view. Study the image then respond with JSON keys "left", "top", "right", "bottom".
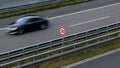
{"left": 74, "top": 44, "right": 76, "bottom": 49}
{"left": 17, "top": 62, "right": 20, "bottom": 67}
{"left": 74, "top": 34, "right": 78, "bottom": 43}
{"left": 61, "top": 37, "right": 64, "bottom": 52}
{"left": 107, "top": 25, "right": 109, "bottom": 33}
{"left": 7, "top": 53, "right": 10, "bottom": 61}
{"left": 50, "top": 41, "right": 52, "bottom": 50}
{"left": 74, "top": 35, "right": 77, "bottom": 49}
{"left": 22, "top": 49, "right": 25, "bottom": 58}
{"left": 86, "top": 32, "right": 88, "bottom": 45}
{"left": 33, "top": 58, "right": 35, "bottom": 62}
{"left": 37, "top": 45, "right": 39, "bottom": 53}
{"left": 32, "top": 58, "right": 35, "bottom": 68}
{"left": 48, "top": 53, "right": 50, "bottom": 57}
{"left": 117, "top": 23, "right": 120, "bottom": 31}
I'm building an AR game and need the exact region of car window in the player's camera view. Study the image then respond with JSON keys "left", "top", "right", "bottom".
{"left": 31, "top": 18, "right": 41, "bottom": 22}
{"left": 26, "top": 18, "right": 41, "bottom": 24}
{"left": 16, "top": 18, "right": 28, "bottom": 25}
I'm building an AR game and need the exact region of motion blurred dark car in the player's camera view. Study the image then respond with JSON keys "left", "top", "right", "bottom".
{"left": 4, "top": 16, "right": 49, "bottom": 35}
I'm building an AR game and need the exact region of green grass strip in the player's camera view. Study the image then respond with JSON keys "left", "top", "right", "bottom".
{"left": 0, "top": 0, "right": 93, "bottom": 18}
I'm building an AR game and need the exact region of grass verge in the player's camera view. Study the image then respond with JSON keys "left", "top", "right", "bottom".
{"left": 0, "top": 0, "right": 93, "bottom": 18}
{"left": 37, "top": 39, "right": 120, "bottom": 68}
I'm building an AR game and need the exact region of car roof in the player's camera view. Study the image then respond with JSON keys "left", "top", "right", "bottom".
{"left": 15, "top": 16, "right": 45, "bottom": 24}
{"left": 22, "top": 16, "right": 42, "bottom": 19}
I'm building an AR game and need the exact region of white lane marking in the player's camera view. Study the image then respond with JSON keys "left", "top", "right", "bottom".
{"left": 62, "top": 48, "right": 120, "bottom": 68}
{"left": 48, "top": 3, "right": 120, "bottom": 19}
{"left": 69, "top": 16, "right": 110, "bottom": 27}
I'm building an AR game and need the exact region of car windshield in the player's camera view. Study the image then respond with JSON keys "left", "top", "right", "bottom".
{"left": 15, "top": 18, "right": 28, "bottom": 25}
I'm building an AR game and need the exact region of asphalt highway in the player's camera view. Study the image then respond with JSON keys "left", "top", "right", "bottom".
{"left": 0, "top": 0, "right": 120, "bottom": 27}
{"left": 0, "top": 1, "right": 120, "bottom": 54}
{"left": 71, "top": 50, "right": 120, "bottom": 68}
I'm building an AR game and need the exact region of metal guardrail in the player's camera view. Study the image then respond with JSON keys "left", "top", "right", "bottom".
{"left": 0, "top": 22, "right": 120, "bottom": 67}
{"left": 0, "top": 0, "right": 67, "bottom": 13}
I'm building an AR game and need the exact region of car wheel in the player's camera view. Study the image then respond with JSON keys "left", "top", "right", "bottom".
{"left": 40, "top": 24, "right": 47, "bottom": 29}
{"left": 17, "top": 29, "right": 24, "bottom": 35}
